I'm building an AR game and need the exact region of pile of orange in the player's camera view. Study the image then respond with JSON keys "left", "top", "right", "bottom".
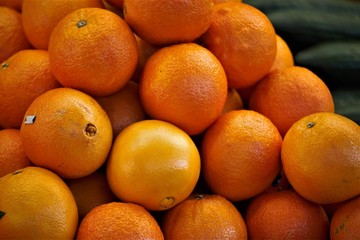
{"left": 0, "top": 0, "right": 359, "bottom": 239}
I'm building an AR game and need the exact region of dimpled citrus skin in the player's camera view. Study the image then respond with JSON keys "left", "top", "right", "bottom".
{"left": 202, "top": 110, "right": 282, "bottom": 201}
{"left": 162, "top": 194, "right": 247, "bottom": 239}
{"left": 245, "top": 190, "right": 329, "bottom": 239}
{"left": 202, "top": 2, "right": 277, "bottom": 89}
{"left": 20, "top": 88, "right": 113, "bottom": 179}
{"left": 76, "top": 202, "right": 164, "bottom": 240}
{"left": 281, "top": 112, "right": 360, "bottom": 204}
{"left": 249, "top": 66, "right": 335, "bottom": 136}
{"left": 123, "top": 0, "right": 213, "bottom": 45}
{"left": 48, "top": 7, "right": 138, "bottom": 96}
{"left": 0, "top": 166, "right": 78, "bottom": 239}
{"left": 140, "top": 43, "right": 228, "bottom": 135}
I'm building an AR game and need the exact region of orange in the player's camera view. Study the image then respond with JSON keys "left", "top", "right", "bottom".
{"left": 95, "top": 81, "right": 147, "bottom": 138}
{"left": 202, "top": 2, "right": 277, "bottom": 89}
{"left": 281, "top": 112, "right": 360, "bottom": 204}
{"left": 123, "top": 0, "right": 213, "bottom": 45}
{"left": 0, "top": 166, "right": 78, "bottom": 239}
{"left": 140, "top": 43, "right": 228, "bottom": 135}
{"left": 48, "top": 7, "right": 138, "bottom": 96}
{"left": 237, "top": 44, "right": 293, "bottom": 107}
{"left": 21, "top": 0, "right": 104, "bottom": 49}
{"left": 0, "top": 0, "right": 22, "bottom": 12}
{"left": 76, "top": 202, "right": 164, "bottom": 239}
{"left": 245, "top": 189, "right": 329, "bottom": 239}
{"left": 162, "top": 194, "right": 247, "bottom": 239}
{"left": 330, "top": 195, "right": 360, "bottom": 239}
{"left": 107, "top": 119, "right": 201, "bottom": 211}
{"left": 0, "top": 129, "right": 31, "bottom": 178}
{"left": 201, "top": 110, "right": 282, "bottom": 201}
{"left": 131, "top": 34, "right": 159, "bottom": 82}
{"left": 66, "top": 171, "right": 117, "bottom": 220}
{"left": 0, "top": 49, "right": 60, "bottom": 129}
{"left": 0, "top": 6, "right": 31, "bottom": 63}
{"left": 20, "top": 88, "right": 113, "bottom": 179}
{"left": 249, "top": 66, "right": 335, "bottom": 136}
{"left": 221, "top": 88, "right": 244, "bottom": 115}
{"left": 269, "top": 34, "right": 294, "bottom": 73}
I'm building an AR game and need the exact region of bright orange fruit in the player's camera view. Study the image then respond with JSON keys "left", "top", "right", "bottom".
{"left": 245, "top": 189, "right": 329, "bottom": 239}
{"left": 76, "top": 202, "right": 164, "bottom": 239}
{"left": 123, "top": 0, "right": 213, "bottom": 45}
{"left": 249, "top": 66, "right": 335, "bottom": 136}
{"left": 202, "top": 110, "right": 282, "bottom": 201}
{"left": 0, "top": 49, "right": 60, "bottom": 129}
{"left": 162, "top": 194, "right": 247, "bottom": 239}
{"left": 0, "top": 166, "right": 78, "bottom": 239}
{"left": 48, "top": 7, "right": 138, "bottom": 96}
{"left": 330, "top": 195, "right": 360, "bottom": 240}
{"left": 20, "top": 88, "right": 113, "bottom": 179}
{"left": 202, "top": 2, "right": 276, "bottom": 89}
{"left": 107, "top": 119, "right": 200, "bottom": 211}
{"left": 140, "top": 43, "right": 228, "bottom": 135}
{"left": 282, "top": 112, "right": 360, "bottom": 204}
